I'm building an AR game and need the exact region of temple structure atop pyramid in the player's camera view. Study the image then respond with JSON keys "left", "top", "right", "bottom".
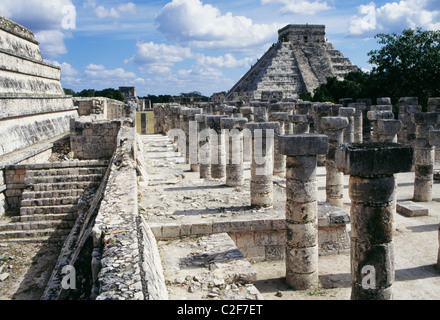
{"left": 225, "top": 24, "right": 359, "bottom": 101}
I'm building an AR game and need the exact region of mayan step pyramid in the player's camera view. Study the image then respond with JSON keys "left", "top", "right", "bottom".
{"left": 226, "top": 24, "right": 358, "bottom": 101}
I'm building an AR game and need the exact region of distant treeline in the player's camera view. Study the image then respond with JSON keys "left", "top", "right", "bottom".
{"left": 64, "top": 88, "right": 209, "bottom": 104}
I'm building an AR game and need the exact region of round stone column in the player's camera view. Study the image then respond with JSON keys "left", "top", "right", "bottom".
{"left": 196, "top": 114, "right": 211, "bottom": 179}
{"left": 245, "top": 122, "right": 280, "bottom": 207}
{"left": 336, "top": 142, "right": 413, "bottom": 300}
{"left": 339, "top": 107, "right": 355, "bottom": 143}
{"left": 412, "top": 113, "right": 439, "bottom": 202}
{"left": 269, "top": 112, "right": 290, "bottom": 176}
{"left": 221, "top": 118, "right": 248, "bottom": 187}
{"left": 321, "top": 117, "right": 349, "bottom": 207}
{"left": 290, "top": 114, "right": 313, "bottom": 134}
{"left": 205, "top": 115, "right": 227, "bottom": 179}
{"left": 279, "top": 134, "right": 329, "bottom": 290}
{"left": 182, "top": 108, "right": 202, "bottom": 172}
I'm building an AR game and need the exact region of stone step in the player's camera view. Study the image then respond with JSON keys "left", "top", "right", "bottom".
{"left": 25, "top": 166, "right": 107, "bottom": 177}
{"left": 22, "top": 189, "right": 84, "bottom": 200}
{"left": 0, "top": 219, "right": 74, "bottom": 232}
{"left": 25, "top": 173, "right": 104, "bottom": 185}
{"left": 20, "top": 204, "right": 78, "bottom": 215}
{"left": 21, "top": 196, "right": 79, "bottom": 207}
{"left": 11, "top": 213, "right": 76, "bottom": 223}
{"left": 0, "top": 228, "right": 70, "bottom": 240}
{"left": 31, "top": 181, "right": 101, "bottom": 192}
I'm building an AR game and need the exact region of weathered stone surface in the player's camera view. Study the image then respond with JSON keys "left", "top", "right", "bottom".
{"left": 397, "top": 201, "right": 429, "bottom": 217}
{"left": 336, "top": 142, "right": 413, "bottom": 176}
{"left": 279, "top": 134, "right": 328, "bottom": 156}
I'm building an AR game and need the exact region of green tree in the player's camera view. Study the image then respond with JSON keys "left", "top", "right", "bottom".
{"left": 368, "top": 28, "right": 440, "bottom": 108}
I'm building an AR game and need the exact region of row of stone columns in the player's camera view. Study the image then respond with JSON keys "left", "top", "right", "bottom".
{"left": 153, "top": 100, "right": 439, "bottom": 300}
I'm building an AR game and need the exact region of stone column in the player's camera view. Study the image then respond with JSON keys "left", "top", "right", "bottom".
{"left": 428, "top": 98, "right": 440, "bottom": 165}
{"left": 140, "top": 113, "right": 148, "bottom": 135}
{"left": 290, "top": 115, "right": 313, "bottom": 134}
{"left": 356, "top": 99, "right": 372, "bottom": 142}
{"left": 221, "top": 118, "right": 248, "bottom": 187}
{"left": 367, "top": 109, "right": 394, "bottom": 142}
{"left": 313, "top": 103, "right": 332, "bottom": 166}
{"left": 429, "top": 130, "right": 440, "bottom": 270}
{"left": 205, "top": 115, "right": 228, "bottom": 179}
{"left": 269, "top": 112, "right": 289, "bottom": 176}
{"left": 321, "top": 117, "right": 349, "bottom": 207}
{"left": 398, "top": 97, "right": 420, "bottom": 145}
{"left": 279, "top": 134, "right": 329, "bottom": 290}
{"left": 336, "top": 142, "right": 413, "bottom": 300}
{"left": 376, "top": 120, "right": 402, "bottom": 143}
{"left": 254, "top": 106, "right": 268, "bottom": 122}
{"left": 412, "top": 113, "right": 440, "bottom": 202}
{"left": 339, "top": 107, "right": 355, "bottom": 143}
{"left": 245, "top": 122, "right": 280, "bottom": 207}
{"left": 349, "top": 103, "right": 365, "bottom": 143}
{"left": 196, "top": 114, "right": 211, "bottom": 179}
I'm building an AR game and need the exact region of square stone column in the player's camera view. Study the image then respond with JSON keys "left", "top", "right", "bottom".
{"left": 290, "top": 114, "right": 313, "bottom": 134}
{"left": 429, "top": 130, "right": 440, "bottom": 270}
{"left": 279, "top": 134, "right": 328, "bottom": 290}
{"left": 336, "top": 142, "right": 413, "bottom": 300}
{"left": 245, "top": 122, "right": 280, "bottom": 207}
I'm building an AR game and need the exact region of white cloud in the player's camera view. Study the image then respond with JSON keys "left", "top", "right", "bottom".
{"left": 0, "top": 0, "right": 74, "bottom": 31}
{"left": 261, "top": 0, "right": 332, "bottom": 15}
{"left": 348, "top": 0, "right": 440, "bottom": 37}
{"left": 127, "top": 41, "right": 193, "bottom": 67}
{"left": 155, "top": 0, "right": 278, "bottom": 50}
{"left": 85, "top": 64, "right": 137, "bottom": 80}
{"left": 195, "top": 53, "right": 255, "bottom": 69}
{"left": 35, "top": 30, "right": 68, "bottom": 58}
{"left": 95, "top": 6, "right": 120, "bottom": 19}
{"left": 118, "top": 2, "right": 137, "bottom": 14}
{"left": 0, "top": 0, "right": 75, "bottom": 58}
{"left": 91, "top": 2, "right": 137, "bottom": 19}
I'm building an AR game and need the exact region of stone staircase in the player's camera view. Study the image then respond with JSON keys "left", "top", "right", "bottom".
{"left": 0, "top": 160, "right": 109, "bottom": 242}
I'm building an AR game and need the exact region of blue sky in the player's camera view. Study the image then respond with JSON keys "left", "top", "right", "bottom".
{"left": 1, "top": 0, "right": 439, "bottom": 97}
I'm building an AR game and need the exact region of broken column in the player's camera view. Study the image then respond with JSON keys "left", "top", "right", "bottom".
{"left": 339, "top": 107, "right": 355, "bottom": 143}
{"left": 279, "top": 134, "right": 328, "bottom": 290}
{"left": 196, "top": 114, "right": 211, "bottom": 179}
{"left": 245, "top": 122, "right": 280, "bottom": 207}
{"left": 336, "top": 142, "right": 413, "bottom": 300}
{"left": 221, "top": 118, "right": 248, "bottom": 187}
{"left": 205, "top": 115, "right": 228, "bottom": 179}
{"left": 412, "top": 113, "right": 440, "bottom": 202}
{"left": 269, "top": 112, "right": 290, "bottom": 176}
{"left": 321, "top": 117, "right": 349, "bottom": 207}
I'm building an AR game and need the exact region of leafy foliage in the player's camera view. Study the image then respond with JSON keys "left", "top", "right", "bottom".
{"left": 308, "top": 28, "right": 440, "bottom": 109}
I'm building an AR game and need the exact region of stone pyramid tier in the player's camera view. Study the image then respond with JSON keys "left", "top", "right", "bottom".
{"left": 0, "top": 16, "right": 78, "bottom": 157}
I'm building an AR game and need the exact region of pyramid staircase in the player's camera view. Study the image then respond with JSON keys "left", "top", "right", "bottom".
{"left": 0, "top": 160, "right": 109, "bottom": 242}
